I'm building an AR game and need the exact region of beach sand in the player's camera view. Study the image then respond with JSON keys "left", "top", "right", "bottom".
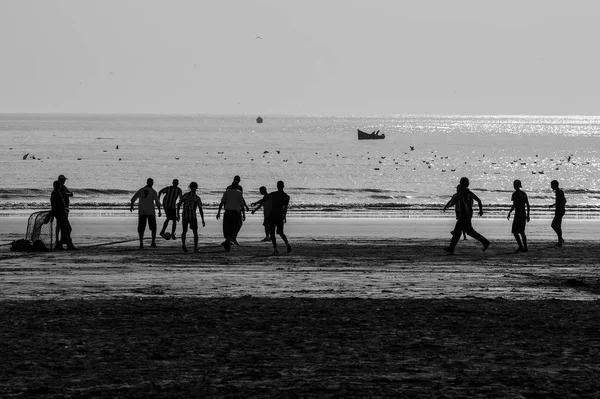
{"left": 1, "top": 217, "right": 599, "bottom": 397}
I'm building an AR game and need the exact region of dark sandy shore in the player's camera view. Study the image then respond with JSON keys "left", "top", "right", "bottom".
{"left": 1, "top": 235, "right": 600, "bottom": 397}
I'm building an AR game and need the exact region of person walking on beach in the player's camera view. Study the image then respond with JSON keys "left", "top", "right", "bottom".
{"left": 549, "top": 180, "right": 566, "bottom": 246}
{"left": 130, "top": 178, "right": 162, "bottom": 249}
{"left": 44, "top": 180, "right": 76, "bottom": 250}
{"left": 177, "top": 181, "right": 205, "bottom": 253}
{"left": 507, "top": 179, "right": 530, "bottom": 252}
{"left": 158, "top": 179, "right": 182, "bottom": 240}
{"left": 251, "top": 186, "right": 272, "bottom": 242}
{"left": 445, "top": 186, "right": 468, "bottom": 241}
{"left": 254, "top": 180, "right": 291, "bottom": 255}
{"left": 442, "top": 177, "right": 490, "bottom": 254}
{"left": 54, "top": 174, "right": 73, "bottom": 250}
{"left": 216, "top": 181, "right": 246, "bottom": 251}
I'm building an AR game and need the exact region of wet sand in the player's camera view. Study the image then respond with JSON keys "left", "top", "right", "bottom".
{"left": 1, "top": 217, "right": 600, "bottom": 397}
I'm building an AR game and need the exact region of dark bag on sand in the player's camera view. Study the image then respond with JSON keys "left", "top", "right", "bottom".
{"left": 10, "top": 239, "right": 32, "bottom": 252}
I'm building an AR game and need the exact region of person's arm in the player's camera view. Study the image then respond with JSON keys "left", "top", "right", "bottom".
{"left": 198, "top": 198, "right": 205, "bottom": 227}
{"left": 526, "top": 195, "right": 531, "bottom": 222}
{"left": 64, "top": 186, "right": 73, "bottom": 197}
{"left": 154, "top": 192, "right": 162, "bottom": 217}
{"left": 251, "top": 200, "right": 263, "bottom": 214}
{"left": 216, "top": 199, "right": 224, "bottom": 220}
{"left": 282, "top": 200, "right": 289, "bottom": 223}
{"left": 507, "top": 202, "right": 515, "bottom": 220}
{"left": 472, "top": 192, "right": 484, "bottom": 216}
{"left": 130, "top": 191, "right": 139, "bottom": 212}
{"left": 443, "top": 195, "right": 457, "bottom": 212}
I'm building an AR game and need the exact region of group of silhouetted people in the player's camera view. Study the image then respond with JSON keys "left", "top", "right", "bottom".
{"left": 442, "top": 177, "right": 566, "bottom": 254}
{"left": 45, "top": 173, "right": 567, "bottom": 255}
{"left": 129, "top": 175, "right": 291, "bottom": 255}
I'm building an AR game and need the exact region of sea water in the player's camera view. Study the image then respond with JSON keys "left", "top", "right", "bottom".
{"left": 1, "top": 114, "right": 600, "bottom": 218}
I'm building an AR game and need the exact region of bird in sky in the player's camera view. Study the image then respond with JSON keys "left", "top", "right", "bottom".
{"left": 256, "top": 36, "right": 262, "bottom": 39}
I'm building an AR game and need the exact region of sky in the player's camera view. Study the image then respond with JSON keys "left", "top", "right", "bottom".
{"left": 1, "top": 0, "right": 599, "bottom": 116}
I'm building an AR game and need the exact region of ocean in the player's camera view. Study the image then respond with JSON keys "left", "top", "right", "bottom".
{"left": 1, "top": 114, "right": 600, "bottom": 218}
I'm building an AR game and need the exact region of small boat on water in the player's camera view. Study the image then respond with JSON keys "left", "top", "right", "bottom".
{"left": 358, "top": 129, "right": 385, "bottom": 140}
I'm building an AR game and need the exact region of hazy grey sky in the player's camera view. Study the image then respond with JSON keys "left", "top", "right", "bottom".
{"left": 1, "top": 0, "right": 599, "bottom": 115}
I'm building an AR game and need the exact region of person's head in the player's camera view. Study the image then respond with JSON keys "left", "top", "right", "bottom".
{"left": 233, "top": 175, "right": 241, "bottom": 183}
{"left": 277, "top": 180, "right": 285, "bottom": 190}
{"left": 173, "top": 179, "right": 179, "bottom": 187}
{"left": 53, "top": 180, "right": 61, "bottom": 190}
{"left": 259, "top": 186, "right": 267, "bottom": 195}
{"left": 58, "top": 174, "right": 67, "bottom": 184}
{"left": 459, "top": 177, "right": 469, "bottom": 188}
{"left": 551, "top": 180, "right": 559, "bottom": 190}
{"left": 513, "top": 179, "right": 522, "bottom": 190}
{"left": 146, "top": 178, "right": 154, "bottom": 187}
{"left": 189, "top": 181, "right": 198, "bottom": 191}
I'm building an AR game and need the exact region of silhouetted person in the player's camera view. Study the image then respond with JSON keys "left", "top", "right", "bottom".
{"left": 130, "top": 178, "right": 161, "bottom": 249}
{"left": 54, "top": 174, "right": 73, "bottom": 249}
{"left": 507, "top": 179, "right": 530, "bottom": 252}
{"left": 442, "top": 177, "right": 490, "bottom": 254}
{"left": 177, "top": 181, "right": 205, "bottom": 253}
{"left": 216, "top": 181, "right": 246, "bottom": 251}
{"left": 158, "top": 179, "right": 182, "bottom": 240}
{"left": 445, "top": 186, "right": 468, "bottom": 241}
{"left": 251, "top": 186, "right": 272, "bottom": 242}
{"left": 255, "top": 180, "right": 291, "bottom": 255}
{"left": 44, "top": 180, "right": 75, "bottom": 250}
{"left": 549, "top": 180, "right": 566, "bottom": 246}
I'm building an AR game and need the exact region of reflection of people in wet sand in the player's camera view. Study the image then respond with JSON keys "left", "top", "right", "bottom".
{"left": 158, "top": 179, "right": 182, "bottom": 240}
{"left": 44, "top": 180, "right": 76, "bottom": 250}
{"left": 130, "top": 178, "right": 162, "bottom": 249}
{"left": 255, "top": 180, "right": 291, "bottom": 255}
{"left": 549, "top": 180, "right": 566, "bottom": 246}
{"left": 507, "top": 179, "right": 530, "bottom": 252}
{"left": 445, "top": 186, "right": 468, "bottom": 241}
{"left": 216, "top": 181, "right": 246, "bottom": 251}
{"left": 177, "top": 182, "right": 205, "bottom": 253}
{"left": 251, "top": 186, "right": 272, "bottom": 242}
{"left": 442, "top": 177, "right": 490, "bottom": 254}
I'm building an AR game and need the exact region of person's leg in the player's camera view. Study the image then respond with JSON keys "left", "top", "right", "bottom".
{"left": 462, "top": 231, "right": 467, "bottom": 240}
{"left": 277, "top": 222, "right": 291, "bottom": 253}
{"left": 513, "top": 233, "right": 523, "bottom": 251}
{"left": 160, "top": 218, "right": 169, "bottom": 236}
{"left": 181, "top": 219, "right": 188, "bottom": 252}
{"left": 171, "top": 218, "right": 177, "bottom": 239}
{"left": 268, "top": 224, "right": 278, "bottom": 254}
{"left": 148, "top": 216, "right": 157, "bottom": 247}
{"left": 191, "top": 219, "right": 199, "bottom": 252}
{"left": 138, "top": 215, "right": 147, "bottom": 248}
{"left": 521, "top": 233, "right": 528, "bottom": 251}
{"left": 262, "top": 220, "right": 270, "bottom": 241}
{"left": 444, "top": 220, "right": 463, "bottom": 253}
{"left": 551, "top": 212, "right": 564, "bottom": 245}
{"left": 464, "top": 224, "right": 490, "bottom": 250}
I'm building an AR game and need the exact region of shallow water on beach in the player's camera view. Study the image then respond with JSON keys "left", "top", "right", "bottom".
{"left": 2, "top": 114, "right": 600, "bottom": 217}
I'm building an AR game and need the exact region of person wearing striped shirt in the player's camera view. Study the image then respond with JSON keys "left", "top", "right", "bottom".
{"left": 158, "top": 179, "right": 182, "bottom": 240}
{"left": 177, "top": 182, "right": 205, "bottom": 253}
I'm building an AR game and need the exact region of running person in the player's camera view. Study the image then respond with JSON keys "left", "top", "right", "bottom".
{"left": 177, "top": 182, "right": 205, "bottom": 253}
{"left": 158, "top": 179, "right": 182, "bottom": 240}
{"left": 251, "top": 186, "right": 272, "bottom": 242}
{"left": 507, "top": 179, "right": 530, "bottom": 252}
{"left": 549, "top": 180, "right": 566, "bottom": 246}
{"left": 130, "top": 178, "right": 162, "bottom": 249}
{"left": 442, "top": 177, "right": 490, "bottom": 254}
{"left": 445, "top": 186, "right": 468, "bottom": 241}
{"left": 255, "top": 180, "right": 291, "bottom": 255}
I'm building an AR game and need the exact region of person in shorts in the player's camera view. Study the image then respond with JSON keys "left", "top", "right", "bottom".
{"left": 44, "top": 180, "right": 76, "bottom": 250}
{"left": 130, "top": 178, "right": 162, "bottom": 249}
{"left": 54, "top": 174, "right": 73, "bottom": 249}
{"left": 177, "top": 181, "right": 205, "bottom": 253}
{"left": 254, "top": 180, "right": 291, "bottom": 255}
{"left": 549, "top": 180, "right": 566, "bottom": 246}
{"left": 216, "top": 181, "right": 246, "bottom": 251}
{"left": 507, "top": 179, "right": 530, "bottom": 252}
{"left": 158, "top": 179, "right": 182, "bottom": 240}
